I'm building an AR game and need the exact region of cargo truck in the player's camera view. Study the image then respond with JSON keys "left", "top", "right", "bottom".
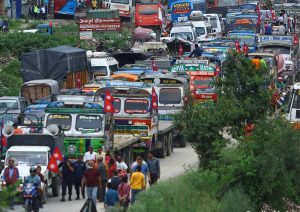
{"left": 95, "top": 81, "right": 175, "bottom": 158}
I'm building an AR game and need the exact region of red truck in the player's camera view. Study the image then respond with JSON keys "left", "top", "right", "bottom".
{"left": 135, "top": 2, "right": 166, "bottom": 31}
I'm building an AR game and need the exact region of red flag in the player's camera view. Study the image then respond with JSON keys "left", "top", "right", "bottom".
{"left": 235, "top": 40, "right": 241, "bottom": 52}
{"left": 104, "top": 89, "right": 114, "bottom": 113}
{"left": 47, "top": 156, "right": 59, "bottom": 173}
{"left": 270, "top": 8, "right": 276, "bottom": 20}
{"left": 151, "top": 87, "right": 158, "bottom": 110}
{"left": 243, "top": 42, "right": 249, "bottom": 54}
{"left": 256, "top": 2, "right": 260, "bottom": 13}
{"left": 151, "top": 60, "right": 158, "bottom": 71}
{"left": 52, "top": 147, "right": 63, "bottom": 161}
{"left": 178, "top": 44, "right": 183, "bottom": 57}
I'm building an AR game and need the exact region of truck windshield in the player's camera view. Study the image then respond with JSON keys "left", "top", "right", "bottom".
{"left": 75, "top": 115, "right": 103, "bottom": 132}
{"left": 24, "top": 111, "right": 45, "bottom": 125}
{"left": 139, "top": 5, "right": 158, "bottom": 15}
{"left": 159, "top": 88, "right": 181, "bottom": 104}
{"left": 124, "top": 99, "right": 149, "bottom": 114}
{"left": 171, "top": 32, "right": 193, "bottom": 41}
{"left": 92, "top": 66, "right": 108, "bottom": 76}
{"left": 195, "top": 27, "right": 205, "bottom": 35}
{"left": 292, "top": 92, "right": 300, "bottom": 109}
{"left": 46, "top": 114, "right": 72, "bottom": 130}
{"left": 111, "top": 0, "right": 129, "bottom": 4}
{"left": 5, "top": 151, "right": 47, "bottom": 166}
{"left": 194, "top": 78, "right": 214, "bottom": 88}
{"left": 113, "top": 98, "right": 121, "bottom": 113}
{"left": 0, "top": 100, "right": 19, "bottom": 111}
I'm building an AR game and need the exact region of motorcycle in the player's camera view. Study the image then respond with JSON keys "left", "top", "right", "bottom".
{"left": 23, "top": 182, "right": 41, "bottom": 212}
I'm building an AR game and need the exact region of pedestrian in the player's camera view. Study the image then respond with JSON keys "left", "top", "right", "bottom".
{"left": 132, "top": 156, "right": 150, "bottom": 187}
{"left": 277, "top": 13, "right": 284, "bottom": 23}
{"left": 59, "top": 156, "right": 74, "bottom": 202}
{"left": 82, "top": 160, "right": 101, "bottom": 206}
{"left": 73, "top": 154, "right": 86, "bottom": 200}
{"left": 110, "top": 170, "right": 121, "bottom": 190}
{"left": 104, "top": 182, "right": 119, "bottom": 210}
{"left": 2, "top": 159, "right": 19, "bottom": 210}
{"left": 83, "top": 146, "right": 96, "bottom": 162}
{"left": 264, "top": 22, "right": 272, "bottom": 35}
{"left": 97, "top": 156, "right": 108, "bottom": 202}
{"left": 40, "top": 5, "right": 46, "bottom": 20}
{"left": 116, "top": 155, "right": 128, "bottom": 171}
{"left": 34, "top": 5, "right": 39, "bottom": 20}
{"left": 118, "top": 176, "right": 131, "bottom": 209}
{"left": 36, "top": 166, "right": 45, "bottom": 205}
{"left": 189, "top": 44, "right": 203, "bottom": 58}
{"left": 108, "top": 158, "right": 117, "bottom": 179}
{"left": 91, "top": 0, "right": 97, "bottom": 9}
{"left": 12, "top": 123, "right": 23, "bottom": 135}
{"left": 105, "top": 151, "right": 111, "bottom": 165}
{"left": 28, "top": 4, "right": 34, "bottom": 20}
{"left": 96, "top": 146, "right": 106, "bottom": 162}
{"left": 130, "top": 165, "right": 145, "bottom": 205}
{"left": 147, "top": 151, "right": 160, "bottom": 185}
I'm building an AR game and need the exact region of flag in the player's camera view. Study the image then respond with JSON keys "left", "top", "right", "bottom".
{"left": 47, "top": 156, "right": 59, "bottom": 173}
{"left": 52, "top": 146, "right": 63, "bottom": 161}
{"left": 256, "top": 2, "right": 260, "bottom": 13}
{"left": 178, "top": 44, "right": 183, "bottom": 57}
{"left": 270, "top": 8, "right": 276, "bottom": 20}
{"left": 76, "top": 74, "right": 81, "bottom": 89}
{"left": 235, "top": 40, "right": 241, "bottom": 52}
{"left": 104, "top": 89, "right": 114, "bottom": 113}
{"left": 243, "top": 42, "right": 249, "bottom": 54}
{"left": 151, "top": 60, "right": 158, "bottom": 71}
{"left": 151, "top": 87, "right": 158, "bottom": 110}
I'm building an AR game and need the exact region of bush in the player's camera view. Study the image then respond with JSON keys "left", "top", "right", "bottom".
{"left": 1, "top": 59, "right": 21, "bottom": 77}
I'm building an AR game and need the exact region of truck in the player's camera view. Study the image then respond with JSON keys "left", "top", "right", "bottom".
{"left": 0, "top": 96, "right": 26, "bottom": 124}
{"left": 0, "top": 129, "right": 63, "bottom": 199}
{"left": 95, "top": 81, "right": 176, "bottom": 158}
{"left": 170, "top": 60, "right": 218, "bottom": 102}
{"left": 138, "top": 74, "right": 189, "bottom": 147}
{"left": 43, "top": 94, "right": 140, "bottom": 164}
{"left": 227, "top": 30, "right": 257, "bottom": 53}
{"left": 54, "top": 0, "right": 77, "bottom": 18}
{"left": 170, "top": 0, "right": 193, "bottom": 23}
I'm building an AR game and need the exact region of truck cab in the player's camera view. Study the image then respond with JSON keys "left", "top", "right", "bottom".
{"left": 0, "top": 96, "right": 26, "bottom": 124}
{"left": 190, "top": 21, "right": 213, "bottom": 42}
{"left": 203, "top": 13, "right": 222, "bottom": 37}
{"left": 285, "top": 83, "right": 300, "bottom": 129}
{"left": 43, "top": 95, "right": 113, "bottom": 158}
{"left": 86, "top": 51, "right": 119, "bottom": 79}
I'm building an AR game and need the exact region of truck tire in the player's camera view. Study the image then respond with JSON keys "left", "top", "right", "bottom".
{"left": 178, "top": 135, "right": 186, "bottom": 148}
{"left": 52, "top": 176, "right": 60, "bottom": 197}
{"left": 166, "top": 133, "right": 173, "bottom": 156}
{"left": 157, "top": 135, "right": 167, "bottom": 158}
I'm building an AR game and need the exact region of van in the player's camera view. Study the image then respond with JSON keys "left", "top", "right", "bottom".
{"left": 191, "top": 21, "right": 213, "bottom": 42}
{"left": 0, "top": 96, "right": 26, "bottom": 124}
{"left": 203, "top": 14, "right": 222, "bottom": 37}
{"left": 86, "top": 51, "right": 119, "bottom": 79}
{"left": 169, "top": 22, "right": 198, "bottom": 43}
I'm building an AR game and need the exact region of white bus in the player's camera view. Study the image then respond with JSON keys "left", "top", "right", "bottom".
{"left": 107, "top": 0, "right": 135, "bottom": 19}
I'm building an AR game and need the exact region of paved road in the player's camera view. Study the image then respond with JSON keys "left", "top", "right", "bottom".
{"left": 9, "top": 144, "right": 198, "bottom": 212}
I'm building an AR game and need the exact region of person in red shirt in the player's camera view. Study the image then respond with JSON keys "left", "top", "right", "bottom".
{"left": 118, "top": 176, "right": 131, "bottom": 209}
{"left": 244, "top": 119, "right": 255, "bottom": 137}
{"left": 108, "top": 158, "right": 116, "bottom": 179}
{"left": 3, "top": 159, "right": 19, "bottom": 210}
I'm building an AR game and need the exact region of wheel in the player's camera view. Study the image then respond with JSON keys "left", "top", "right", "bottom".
{"left": 178, "top": 135, "right": 186, "bottom": 148}
{"left": 156, "top": 135, "right": 167, "bottom": 158}
{"left": 166, "top": 133, "right": 173, "bottom": 156}
{"left": 51, "top": 176, "right": 60, "bottom": 197}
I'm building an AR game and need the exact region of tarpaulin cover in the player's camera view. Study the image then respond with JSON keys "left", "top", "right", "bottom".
{"left": 21, "top": 46, "right": 87, "bottom": 85}
{"left": 134, "top": 27, "right": 155, "bottom": 42}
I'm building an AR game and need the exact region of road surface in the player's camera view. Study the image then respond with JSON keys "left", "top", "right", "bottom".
{"left": 9, "top": 144, "right": 198, "bottom": 212}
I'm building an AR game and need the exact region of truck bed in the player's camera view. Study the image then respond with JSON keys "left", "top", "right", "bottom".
{"left": 113, "top": 135, "right": 141, "bottom": 151}
{"left": 158, "top": 120, "right": 174, "bottom": 134}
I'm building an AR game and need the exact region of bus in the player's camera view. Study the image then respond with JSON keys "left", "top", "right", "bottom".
{"left": 54, "top": 0, "right": 76, "bottom": 18}
{"left": 108, "top": 0, "right": 135, "bottom": 19}
{"left": 170, "top": 0, "right": 193, "bottom": 23}
{"left": 191, "top": 0, "right": 206, "bottom": 13}
{"left": 135, "top": 3, "right": 166, "bottom": 31}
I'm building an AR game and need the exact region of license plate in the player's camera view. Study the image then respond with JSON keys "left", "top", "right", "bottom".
{"left": 24, "top": 195, "right": 32, "bottom": 198}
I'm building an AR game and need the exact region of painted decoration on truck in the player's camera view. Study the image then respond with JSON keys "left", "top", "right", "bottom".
{"left": 170, "top": 64, "right": 216, "bottom": 72}
{"left": 258, "top": 36, "right": 293, "bottom": 45}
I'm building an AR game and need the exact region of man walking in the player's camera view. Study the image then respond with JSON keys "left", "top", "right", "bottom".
{"left": 96, "top": 147, "right": 106, "bottom": 162}
{"left": 84, "top": 146, "right": 96, "bottom": 162}
{"left": 130, "top": 165, "right": 145, "bottom": 205}
{"left": 73, "top": 154, "right": 86, "bottom": 200}
{"left": 97, "top": 156, "right": 107, "bottom": 202}
{"left": 82, "top": 160, "right": 101, "bottom": 205}
{"left": 132, "top": 156, "right": 150, "bottom": 187}
{"left": 2, "top": 159, "right": 19, "bottom": 210}
{"left": 147, "top": 151, "right": 160, "bottom": 185}
{"left": 110, "top": 170, "right": 121, "bottom": 190}
{"left": 60, "top": 157, "right": 74, "bottom": 202}
{"left": 104, "top": 182, "right": 119, "bottom": 210}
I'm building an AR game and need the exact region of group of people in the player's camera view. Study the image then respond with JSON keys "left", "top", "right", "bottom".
{"left": 28, "top": 4, "right": 47, "bottom": 21}
{"left": 59, "top": 145, "right": 160, "bottom": 210}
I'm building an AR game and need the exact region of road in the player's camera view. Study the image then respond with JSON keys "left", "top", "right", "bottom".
{"left": 9, "top": 144, "right": 198, "bottom": 212}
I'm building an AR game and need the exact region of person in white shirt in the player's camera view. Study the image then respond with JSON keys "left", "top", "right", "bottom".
{"left": 96, "top": 147, "right": 106, "bottom": 163}
{"left": 83, "top": 146, "right": 96, "bottom": 162}
{"left": 278, "top": 22, "right": 286, "bottom": 35}
{"left": 277, "top": 13, "right": 284, "bottom": 23}
{"left": 116, "top": 155, "right": 128, "bottom": 171}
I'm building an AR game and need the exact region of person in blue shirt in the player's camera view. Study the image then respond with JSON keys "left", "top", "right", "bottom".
{"left": 131, "top": 156, "right": 150, "bottom": 187}
{"left": 104, "top": 182, "right": 119, "bottom": 209}
{"left": 73, "top": 154, "right": 86, "bottom": 200}
{"left": 189, "top": 44, "right": 203, "bottom": 58}
{"left": 24, "top": 167, "right": 41, "bottom": 188}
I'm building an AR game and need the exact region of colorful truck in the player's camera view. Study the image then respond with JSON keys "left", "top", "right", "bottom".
{"left": 227, "top": 30, "right": 257, "bottom": 53}
{"left": 96, "top": 81, "right": 176, "bottom": 158}
{"left": 170, "top": 0, "right": 193, "bottom": 23}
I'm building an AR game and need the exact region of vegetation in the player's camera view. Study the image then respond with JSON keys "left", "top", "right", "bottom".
{"left": 0, "top": 60, "right": 22, "bottom": 96}
{"left": 93, "top": 29, "right": 131, "bottom": 49}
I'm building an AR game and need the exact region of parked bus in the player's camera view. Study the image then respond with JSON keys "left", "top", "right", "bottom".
{"left": 108, "top": 0, "right": 135, "bottom": 19}
{"left": 54, "top": 0, "right": 76, "bottom": 18}
{"left": 135, "top": 3, "right": 166, "bottom": 31}
{"left": 170, "top": 0, "right": 193, "bottom": 23}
